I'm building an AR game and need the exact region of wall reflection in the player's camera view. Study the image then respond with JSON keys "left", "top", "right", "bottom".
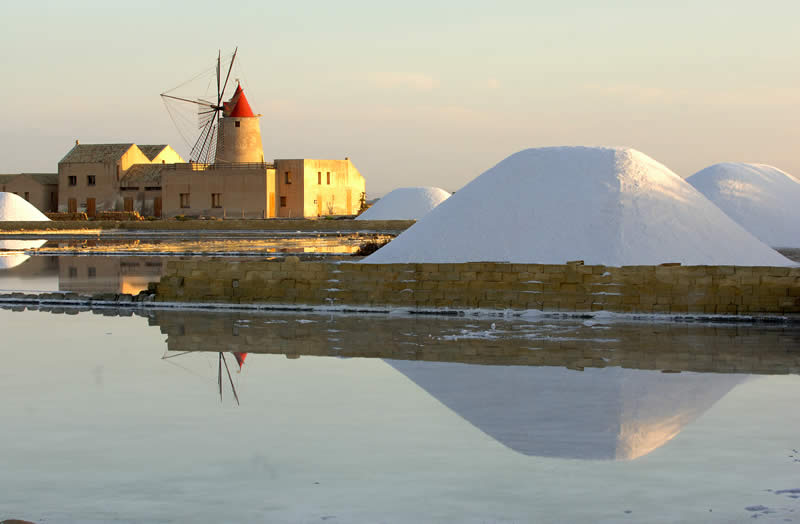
{"left": 58, "top": 256, "right": 165, "bottom": 295}
{"left": 139, "top": 309, "right": 798, "bottom": 460}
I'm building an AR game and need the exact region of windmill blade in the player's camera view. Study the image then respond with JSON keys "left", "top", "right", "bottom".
{"left": 221, "top": 353, "right": 240, "bottom": 406}
{"left": 160, "top": 93, "right": 218, "bottom": 109}
{"left": 219, "top": 47, "right": 238, "bottom": 105}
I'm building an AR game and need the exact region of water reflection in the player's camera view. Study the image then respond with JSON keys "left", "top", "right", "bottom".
{"left": 0, "top": 239, "right": 47, "bottom": 269}
{"left": 58, "top": 255, "right": 165, "bottom": 295}
{"left": 388, "top": 361, "right": 743, "bottom": 460}
{"left": 134, "top": 308, "right": 798, "bottom": 460}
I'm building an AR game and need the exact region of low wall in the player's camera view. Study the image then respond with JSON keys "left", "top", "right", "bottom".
{"left": 0, "top": 219, "right": 415, "bottom": 233}
{"left": 156, "top": 258, "right": 800, "bottom": 316}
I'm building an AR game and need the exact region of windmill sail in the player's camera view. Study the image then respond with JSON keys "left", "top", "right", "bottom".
{"left": 161, "top": 48, "right": 239, "bottom": 163}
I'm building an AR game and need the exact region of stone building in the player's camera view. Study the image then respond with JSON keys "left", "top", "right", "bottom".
{"left": 0, "top": 173, "right": 59, "bottom": 212}
{"left": 35, "top": 83, "right": 367, "bottom": 218}
{"left": 57, "top": 143, "right": 184, "bottom": 216}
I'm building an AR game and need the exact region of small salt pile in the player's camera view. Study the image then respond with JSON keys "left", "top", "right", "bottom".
{"left": 0, "top": 192, "right": 50, "bottom": 221}
{"left": 356, "top": 187, "right": 450, "bottom": 220}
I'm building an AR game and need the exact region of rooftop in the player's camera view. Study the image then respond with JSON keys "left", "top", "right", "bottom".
{"left": 138, "top": 145, "right": 170, "bottom": 161}
{"left": 120, "top": 164, "right": 166, "bottom": 186}
{"left": 60, "top": 143, "right": 135, "bottom": 164}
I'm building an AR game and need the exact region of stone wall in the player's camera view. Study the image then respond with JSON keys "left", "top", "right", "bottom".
{"left": 156, "top": 258, "right": 800, "bottom": 316}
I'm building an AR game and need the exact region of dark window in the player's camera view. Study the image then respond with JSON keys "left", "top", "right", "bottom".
{"left": 284, "top": 171, "right": 291, "bottom": 184}
{"left": 87, "top": 175, "right": 96, "bottom": 186}
{"left": 68, "top": 176, "right": 77, "bottom": 186}
{"left": 88, "top": 267, "right": 96, "bottom": 278}
{"left": 318, "top": 172, "right": 322, "bottom": 185}
{"left": 211, "top": 193, "right": 222, "bottom": 208}
{"left": 327, "top": 172, "right": 331, "bottom": 185}
{"left": 280, "top": 196, "right": 287, "bottom": 207}
{"left": 68, "top": 267, "right": 77, "bottom": 278}
{"left": 235, "top": 121, "right": 241, "bottom": 128}
{"left": 180, "top": 193, "right": 190, "bottom": 208}
{"left": 144, "top": 186, "right": 161, "bottom": 191}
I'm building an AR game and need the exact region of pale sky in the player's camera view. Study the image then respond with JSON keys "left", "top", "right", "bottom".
{"left": 2, "top": 0, "right": 799, "bottom": 196}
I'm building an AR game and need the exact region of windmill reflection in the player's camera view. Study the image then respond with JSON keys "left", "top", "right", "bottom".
{"left": 162, "top": 350, "right": 248, "bottom": 405}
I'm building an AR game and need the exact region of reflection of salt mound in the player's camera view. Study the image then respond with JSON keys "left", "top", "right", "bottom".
{"left": 356, "top": 187, "right": 450, "bottom": 220}
{"left": 0, "top": 253, "right": 31, "bottom": 270}
{"left": 365, "top": 147, "right": 791, "bottom": 266}
{"left": 389, "top": 361, "right": 744, "bottom": 460}
{"left": 687, "top": 163, "right": 800, "bottom": 248}
{"left": 0, "top": 192, "right": 50, "bottom": 221}
{"left": 0, "top": 239, "right": 46, "bottom": 270}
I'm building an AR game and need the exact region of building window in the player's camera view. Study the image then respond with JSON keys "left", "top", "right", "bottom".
{"left": 68, "top": 267, "right": 77, "bottom": 278}
{"left": 211, "top": 193, "right": 222, "bottom": 208}
{"left": 68, "top": 176, "right": 77, "bottom": 186}
{"left": 180, "top": 193, "right": 190, "bottom": 208}
{"left": 327, "top": 172, "right": 331, "bottom": 185}
{"left": 235, "top": 121, "right": 241, "bottom": 128}
{"left": 87, "top": 175, "right": 96, "bottom": 186}
{"left": 88, "top": 267, "right": 96, "bottom": 278}
{"left": 280, "top": 196, "right": 287, "bottom": 207}
{"left": 24, "top": 192, "right": 30, "bottom": 201}
{"left": 284, "top": 171, "right": 291, "bottom": 184}
{"left": 318, "top": 172, "right": 322, "bottom": 185}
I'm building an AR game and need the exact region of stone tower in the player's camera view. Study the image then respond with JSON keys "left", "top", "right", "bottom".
{"left": 215, "top": 83, "right": 264, "bottom": 164}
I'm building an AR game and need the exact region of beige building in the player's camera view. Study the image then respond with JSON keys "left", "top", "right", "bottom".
{"left": 0, "top": 173, "right": 59, "bottom": 212}
{"left": 57, "top": 142, "right": 184, "bottom": 216}
{"left": 38, "top": 84, "right": 367, "bottom": 219}
{"left": 274, "top": 158, "right": 365, "bottom": 217}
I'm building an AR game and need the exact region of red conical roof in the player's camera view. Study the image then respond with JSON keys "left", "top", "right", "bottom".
{"left": 229, "top": 85, "right": 255, "bottom": 117}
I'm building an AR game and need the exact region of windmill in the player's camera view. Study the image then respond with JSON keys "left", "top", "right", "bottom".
{"left": 160, "top": 48, "right": 240, "bottom": 164}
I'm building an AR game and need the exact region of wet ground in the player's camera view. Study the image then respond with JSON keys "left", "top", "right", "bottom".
{"left": 0, "top": 306, "right": 799, "bottom": 523}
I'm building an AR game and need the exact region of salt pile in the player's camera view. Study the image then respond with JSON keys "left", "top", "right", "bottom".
{"left": 0, "top": 192, "right": 50, "bottom": 221}
{"left": 365, "top": 147, "right": 792, "bottom": 266}
{"left": 687, "top": 163, "right": 800, "bottom": 248}
{"left": 356, "top": 187, "right": 450, "bottom": 220}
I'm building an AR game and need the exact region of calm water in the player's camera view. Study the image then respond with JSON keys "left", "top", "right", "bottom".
{"left": 1, "top": 306, "right": 799, "bottom": 523}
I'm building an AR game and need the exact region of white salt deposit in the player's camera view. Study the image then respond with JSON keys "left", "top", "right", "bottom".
{"left": 356, "top": 187, "right": 450, "bottom": 220}
{"left": 687, "top": 163, "right": 800, "bottom": 248}
{"left": 365, "top": 147, "right": 793, "bottom": 266}
{"left": 0, "top": 192, "right": 50, "bottom": 221}
{"left": 0, "top": 239, "right": 46, "bottom": 270}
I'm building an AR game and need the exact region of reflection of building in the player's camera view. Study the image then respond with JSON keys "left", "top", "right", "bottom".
{"left": 58, "top": 256, "right": 166, "bottom": 295}
{"left": 0, "top": 173, "right": 59, "bottom": 213}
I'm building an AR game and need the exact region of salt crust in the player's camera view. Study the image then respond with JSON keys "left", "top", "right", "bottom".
{"left": 365, "top": 147, "right": 793, "bottom": 266}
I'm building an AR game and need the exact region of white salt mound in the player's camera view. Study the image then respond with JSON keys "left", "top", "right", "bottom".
{"left": 356, "top": 187, "right": 450, "bottom": 220}
{"left": 687, "top": 163, "right": 800, "bottom": 248}
{"left": 0, "top": 192, "right": 50, "bottom": 221}
{"left": 365, "top": 147, "right": 793, "bottom": 266}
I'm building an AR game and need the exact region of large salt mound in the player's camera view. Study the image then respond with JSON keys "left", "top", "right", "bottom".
{"left": 356, "top": 187, "right": 450, "bottom": 220}
{"left": 687, "top": 163, "right": 800, "bottom": 248}
{"left": 0, "top": 192, "right": 50, "bottom": 221}
{"left": 365, "top": 147, "right": 792, "bottom": 266}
